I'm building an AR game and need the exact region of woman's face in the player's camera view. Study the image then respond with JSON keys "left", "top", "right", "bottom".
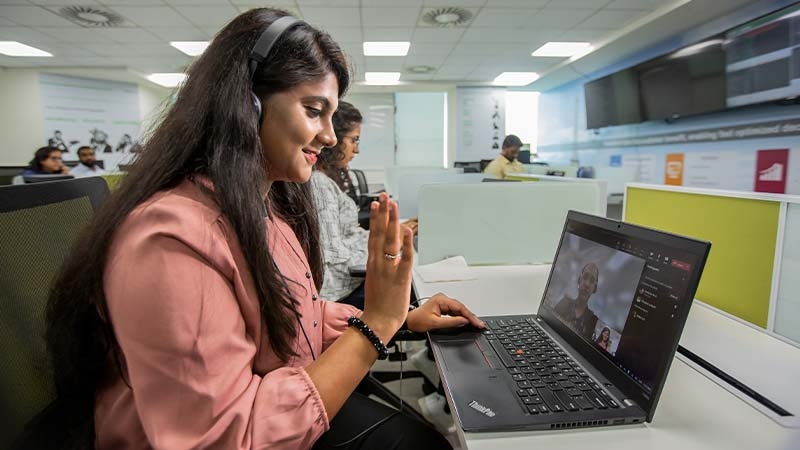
{"left": 41, "top": 150, "right": 63, "bottom": 173}
{"left": 260, "top": 73, "right": 338, "bottom": 183}
{"left": 602, "top": 329, "right": 610, "bottom": 341}
{"left": 336, "top": 122, "right": 361, "bottom": 169}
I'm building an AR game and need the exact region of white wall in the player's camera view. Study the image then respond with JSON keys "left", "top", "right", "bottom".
{"left": 0, "top": 68, "right": 171, "bottom": 166}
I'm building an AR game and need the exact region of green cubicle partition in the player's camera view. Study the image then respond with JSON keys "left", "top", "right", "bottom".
{"left": 625, "top": 185, "right": 780, "bottom": 328}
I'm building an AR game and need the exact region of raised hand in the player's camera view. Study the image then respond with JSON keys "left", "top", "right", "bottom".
{"left": 360, "top": 193, "right": 414, "bottom": 342}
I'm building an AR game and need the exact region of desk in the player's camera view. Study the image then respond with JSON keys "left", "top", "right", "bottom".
{"left": 412, "top": 264, "right": 800, "bottom": 450}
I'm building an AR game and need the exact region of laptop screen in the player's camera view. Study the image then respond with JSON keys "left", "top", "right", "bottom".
{"left": 538, "top": 213, "right": 707, "bottom": 403}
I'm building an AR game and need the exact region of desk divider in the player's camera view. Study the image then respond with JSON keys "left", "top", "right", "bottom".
{"left": 623, "top": 184, "right": 800, "bottom": 346}
{"left": 397, "top": 172, "right": 485, "bottom": 218}
{"left": 417, "top": 182, "right": 602, "bottom": 266}
{"left": 506, "top": 173, "right": 608, "bottom": 216}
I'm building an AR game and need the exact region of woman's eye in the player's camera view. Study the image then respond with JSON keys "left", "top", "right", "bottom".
{"left": 305, "top": 106, "right": 321, "bottom": 117}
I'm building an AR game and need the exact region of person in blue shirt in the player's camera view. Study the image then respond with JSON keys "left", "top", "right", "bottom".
{"left": 21, "top": 146, "right": 69, "bottom": 175}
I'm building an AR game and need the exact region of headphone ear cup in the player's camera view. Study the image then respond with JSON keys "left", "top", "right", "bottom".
{"left": 251, "top": 92, "right": 262, "bottom": 123}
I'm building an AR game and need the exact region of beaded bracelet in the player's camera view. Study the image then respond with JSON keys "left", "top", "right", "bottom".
{"left": 348, "top": 316, "right": 389, "bottom": 360}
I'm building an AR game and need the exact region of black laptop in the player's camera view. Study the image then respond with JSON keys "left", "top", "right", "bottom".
{"left": 429, "top": 210, "right": 710, "bottom": 432}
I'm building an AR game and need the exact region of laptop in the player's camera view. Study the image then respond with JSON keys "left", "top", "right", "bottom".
{"left": 429, "top": 210, "right": 710, "bottom": 432}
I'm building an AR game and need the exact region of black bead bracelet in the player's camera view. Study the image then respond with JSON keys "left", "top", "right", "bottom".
{"left": 348, "top": 316, "right": 389, "bottom": 360}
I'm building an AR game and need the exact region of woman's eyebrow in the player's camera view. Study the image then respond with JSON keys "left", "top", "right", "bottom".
{"left": 301, "top": 96, "right": 333, "bottom": 109}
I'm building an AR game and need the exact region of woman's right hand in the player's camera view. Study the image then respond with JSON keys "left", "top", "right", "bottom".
{"left": 360, "top": 193, "right": 414, "bottom": 343}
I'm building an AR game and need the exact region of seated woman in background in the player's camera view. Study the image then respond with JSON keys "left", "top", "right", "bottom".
{"left": 311, "top": 102, "right": 416, "bottom": 308}
{"left": 22, "top": 146, "right": 70, "bottom": 175}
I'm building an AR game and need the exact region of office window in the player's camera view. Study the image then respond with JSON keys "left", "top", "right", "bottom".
{"left": 395, "top": 92, "right": 447, "bottom": 167}
{"left": 505, "top": 91, "right": 539, "bottom": 152}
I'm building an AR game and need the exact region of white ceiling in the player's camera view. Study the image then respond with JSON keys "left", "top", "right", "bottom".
{"left": 0, "top": 0, "right": 758, "bottom": 87}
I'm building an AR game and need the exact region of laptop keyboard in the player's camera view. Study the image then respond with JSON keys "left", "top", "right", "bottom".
{"left": 483, "top": 317, "right": 621, "bottom": 415}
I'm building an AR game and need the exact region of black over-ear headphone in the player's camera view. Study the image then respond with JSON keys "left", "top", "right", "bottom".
{"left": 247, "top": 16, "right": 301, "bottom": 123}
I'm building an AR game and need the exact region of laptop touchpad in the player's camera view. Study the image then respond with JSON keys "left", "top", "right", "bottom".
{"left": 439, "top": 340, "right": 491, "bottom": 372}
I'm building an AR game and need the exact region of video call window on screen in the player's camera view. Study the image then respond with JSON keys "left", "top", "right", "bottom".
{"left": 543, "top": 225, "right": 698, "bottom": 393}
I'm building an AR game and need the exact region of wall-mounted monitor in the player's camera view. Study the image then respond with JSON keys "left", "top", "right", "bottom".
{"left": 584, "top": 2, "right": 800, "bottom": 129}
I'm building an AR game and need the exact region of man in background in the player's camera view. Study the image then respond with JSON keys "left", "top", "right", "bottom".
{"left": 70, "top": 146, "right": 107, "bottom": 178}
{"left": 483, "top": 134, "right": 525, "bottom": 179}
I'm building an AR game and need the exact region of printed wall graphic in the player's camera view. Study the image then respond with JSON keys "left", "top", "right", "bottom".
{"left": 664, "top": 153, "right": 684, "bottom": 185}
{"left": 682, "top": 151, "right": 753, "bottom": 191}
{"left": 610, "top": 154, "right": 622, "bottom": 167}
{"left": 456, "top": 87, "right": 506, "bottom": 162}
{"left": 754, "top": 149, "right": 789, "bottom": 193}
{"left": 39, "top": 73, "right": 141, "bottom": 171}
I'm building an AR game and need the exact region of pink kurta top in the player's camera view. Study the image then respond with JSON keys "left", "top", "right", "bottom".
{"left": 96, "top": 178, "right": 359, "bottom": 449}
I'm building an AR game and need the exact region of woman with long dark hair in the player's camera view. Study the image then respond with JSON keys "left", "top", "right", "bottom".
{"left": 43, "top": 8, "right": 482, "bottom": 450}
{"left": 22, "top": 146, "right": 69, "bottom": 175}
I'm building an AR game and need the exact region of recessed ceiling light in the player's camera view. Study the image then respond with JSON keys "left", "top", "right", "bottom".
{"left": 170, "top": 41, "right": 209, "bottom": 57}
{"left": 531, "top": 42, "right": 592, "bottom": 57}
{"left": 365, "top": 72, "right": 401, "bottom": 85}
{"left": 493, "top": 72, "right": 539, "bottom": 87}
{"left": 0, "top": 41, "right": 52, "bottom": 57}
{"left": 146, "top": 73, "right": 187, "bottom": 88}
{"left": 363, "top": 42, "right": 410, "bottom": 56}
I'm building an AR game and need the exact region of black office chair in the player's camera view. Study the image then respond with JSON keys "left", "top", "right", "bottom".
{"left": 0, "top": 177, "right": 109, "bottom": 449}
{"left": 479, "top": 159, "right": 494, "bottom": 172}
{"left": 349, "top": 169, "right": 385, "bottom": 230}
{"left": 0, "top": 166, "right": 29, "bottom": 186}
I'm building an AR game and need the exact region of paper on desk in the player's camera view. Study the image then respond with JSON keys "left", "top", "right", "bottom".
{"left": 414, "top": 256, "right": 477, "bottom": 283}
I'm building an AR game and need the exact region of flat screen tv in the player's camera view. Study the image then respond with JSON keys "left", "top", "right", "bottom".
{"left": 584, "top": 69, "right": 642, "bottom": 129}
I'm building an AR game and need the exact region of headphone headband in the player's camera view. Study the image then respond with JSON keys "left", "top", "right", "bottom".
{"left": 248, "top": 16, "right": 301, "bottom": 80}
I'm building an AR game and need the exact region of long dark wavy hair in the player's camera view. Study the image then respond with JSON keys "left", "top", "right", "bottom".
{"left": 43, "top": 8, "right": 349, "bottom": 448}
{"left": 27, "top": 146, "right": 61, "bottom": 172}
{"left": 315, "top": 100, "right": 362, "bottom": 192}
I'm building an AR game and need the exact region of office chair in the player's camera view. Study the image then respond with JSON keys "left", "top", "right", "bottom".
{"left": 479, "top": 159, "right": 494, "bottom": 172}
{"left": 0, "top": 177, "right": 109, "bottom": 449}
{"left": 0, "top": 166, "right": 29, "bottom": 186}
{"left": 349, "top": 169, "right": 385, "bottom": 230}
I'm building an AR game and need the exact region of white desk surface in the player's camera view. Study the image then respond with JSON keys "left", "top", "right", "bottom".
{"left": 412, "top": 263, "right": 800, "bottom": 450}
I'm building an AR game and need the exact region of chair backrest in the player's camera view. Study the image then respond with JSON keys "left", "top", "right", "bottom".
{"left": 0, "top": 177, "right": 109, "bottom": 447}
{"left": 0, "top": 166, "right": 29, "bottom": 186}
{"left": 349, "top": 169, "right": 371, "bottom": 210}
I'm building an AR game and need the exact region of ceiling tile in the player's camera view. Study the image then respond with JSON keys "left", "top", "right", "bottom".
{"left": 363, "top": 27, "right": 413, "bottom": 41}
{"left": 95, "top": 28, "right": 161, "bottom": 44}
{"left": 558, "top": 28, "right": 612, "bottom": 42}
{"left": 108, "top": 6, "right": 194, "bottom": 27}
{"left": 145, "top": 26, "right": 208, "bottom": 41}
{"left": 321, "top": 26, "right": 362, "bottom": 44}
{"left": 126, "top": 43, "right": 182, "bottom": 56}
{"left": 95, "top": 0, "right": 167, "bottom": 4}
{"left": 295, "top": 0, "right": 359, "bottom": 6}
{"left": 482, "top": 0, "right": 549, "bottom": 7}
{"left": 451, "top": 42, "right": 531, "bottom": 57}
{"left": 28, "top": 0, "right": 102, "bottom": 4}
{"left": 428, "top": 0, "right": 494, "bottom": 6}
{"left": 471, "top": 8, "right": 536, "bottom": 28}
{"left": 0, "top": 26, "right": 59, "bottom": 43}
{"left": 34, "top": 27, "right": 101, "bottom": 43}
{"left": 299, "top": 7, "right": 360, "bottom": 27}
{"left": 235, "top": 5, "right": 302, "bottom": 17}
{"left": 33, "top": 42, "right": 96, "bottom": 57}
{"left": 173, "top": 5, "right": 240, "bottom": 27}
{"left": 0, "top": 18, "right": 17, "bottom": 26}
{"left": 605, "top": 0, "right": 663, "bottom": 9}
{"left": 577, "top": 10, "right": 649, "bottom": 29}
{"left": 364, "top": 0, "right": 424, "bottom": 6}
{"left": 361, "top": 7, "right": 421, "bottom": 27}
{"left": 1, "top": 6, "right": 76, "bottom": 26}
{"left": 401, "top": 72, "right": 435, "bottom": 81}
{"left": 80, "top": 43, "right": 129, "bottom": 57}
{"left": 164, "top": 0, "right": 230, "bottom": 5}
{"left": 365, "top": 56, "right": 404, "bottom": 71}
{"left": 546, "top": 0, "right": 610, "bottom": 9}
{"left": 411, "top": 28, "right": 465, "bottom": 43}
{"left": 407, "top": 42, "right": 453, "bottom": 55}
{"left": 526, "top": 8, "right": 596, "bottom": 29}
{"left": 460, "top": 27, "right": 533, "bottom": 44}
{"left": 404, "top": 53, "right": 447, "bottom": 66}
{"left": 230, "top": 0, "right": 296, "bottom": 5}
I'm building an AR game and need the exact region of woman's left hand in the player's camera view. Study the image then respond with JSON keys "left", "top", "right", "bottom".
{"left": 406, "top": 293, "right": 485, "bottom": 333}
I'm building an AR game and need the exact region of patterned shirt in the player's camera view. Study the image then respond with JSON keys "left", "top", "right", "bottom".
{"left": 309, "top": 171, "right": 368, "bottom": 301}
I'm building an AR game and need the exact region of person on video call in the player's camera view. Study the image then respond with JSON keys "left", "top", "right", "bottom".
{"left": 554, "top": 262, "right": 600, "bottom": 340}
{"left": 595, "top": 326, "right": 612, "bottom": 351}
{"left": 483, "top": 134, "right": 525, "bottom": 179}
